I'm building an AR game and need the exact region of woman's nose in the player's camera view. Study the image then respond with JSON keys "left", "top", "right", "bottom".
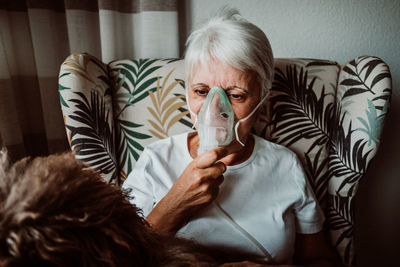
{"left": 210, "top": 92, "right": 221, "bottom": 111}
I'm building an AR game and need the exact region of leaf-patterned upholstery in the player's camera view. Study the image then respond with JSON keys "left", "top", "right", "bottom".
{"left": 58, "top": 53, "right": 392, "bottom": 266}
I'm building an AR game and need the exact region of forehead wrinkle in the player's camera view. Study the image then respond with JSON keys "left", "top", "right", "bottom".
{"left": 225, "top": 86, "right": 248, "bottom": 93}
{"left": 190, "top": 60, "right": 256, "bottom": 93}
{"left": 191, "top": 83, "right": 209, "bottom": 88}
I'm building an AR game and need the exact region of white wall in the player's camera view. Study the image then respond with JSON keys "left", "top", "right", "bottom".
{"left": 187, "top": 0, "right": 399, "bottom": 95}
{"left": 184, "top": 0, "right": 400, "bottom": 265}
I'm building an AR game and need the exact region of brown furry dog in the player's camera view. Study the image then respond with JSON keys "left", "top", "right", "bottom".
{"left": 0, "top": 151, "right": 264, "bottom": 266}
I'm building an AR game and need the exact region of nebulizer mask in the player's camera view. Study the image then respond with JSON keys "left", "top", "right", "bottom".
{"left": 195, "top": 86, "right": 235, "bottom": 154}
{"left": 187, "top": 86, "right": 269, "bottom": 155}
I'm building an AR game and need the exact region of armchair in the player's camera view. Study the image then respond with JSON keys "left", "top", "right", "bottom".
{"left": 58, "top": 53, "right": 391, "bottom": 266}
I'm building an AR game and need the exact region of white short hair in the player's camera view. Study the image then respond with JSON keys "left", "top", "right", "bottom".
{"left": 184, "top": 7, "right": 274, "bottom": 98}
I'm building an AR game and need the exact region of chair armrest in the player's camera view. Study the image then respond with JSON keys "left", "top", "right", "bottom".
{"left": 329, "top": 55, "right": 392, "bottom": 196}
{"left": 58, "top": 53, "right": 119, "bottom": 184}
{"left": 327, "top": 55, "right": 392, "bottom": 265}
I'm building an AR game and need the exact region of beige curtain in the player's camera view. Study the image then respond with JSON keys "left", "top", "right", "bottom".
{"left": 0, "top": 0, "right": 180, "bottom": 161}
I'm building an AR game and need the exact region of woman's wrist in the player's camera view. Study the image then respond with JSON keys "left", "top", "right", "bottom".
{"left": 146, "top": 196, "right": 187, "bottom": 233}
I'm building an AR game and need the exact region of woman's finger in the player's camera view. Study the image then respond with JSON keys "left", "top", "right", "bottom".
{"left": 196, "top": 164, "right": 226, "bottom": 183}
{"left": 196, "top": 147, "right": 229, "bottom": 169}
{"left": 215, "top": 175, "right": 224, "bottom": 185}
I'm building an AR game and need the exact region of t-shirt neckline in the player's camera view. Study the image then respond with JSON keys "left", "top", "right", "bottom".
{"left": 184, "top": 132, "right": 259, "bottom": 170}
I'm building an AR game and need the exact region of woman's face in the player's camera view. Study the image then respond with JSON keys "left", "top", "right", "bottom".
{"left": 187, "top": 59, "right": 261, "bottom": 145}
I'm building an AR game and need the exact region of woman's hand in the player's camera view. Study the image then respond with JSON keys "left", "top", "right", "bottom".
{"left": 146, "top": 147, "right": 228, "bottom": 233}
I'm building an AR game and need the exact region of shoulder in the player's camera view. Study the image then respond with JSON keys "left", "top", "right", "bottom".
{"left": 145, "top": 132, "right": 189, "bottom": 154}
{"left": 138, "top": 132, "right": 191, "bottom": 167}
{"left": 252, "top": 135, "right": 304, "bottom": 186}
{"left": 124, "top": 132, "right": 191, "bottom": 184}
{"left": 253, "top": 135, "right": 298, "bottom": 162}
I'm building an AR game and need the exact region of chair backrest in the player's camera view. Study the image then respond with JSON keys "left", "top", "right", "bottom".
{"left": 59, "top": 53, "right": 392, "bottom": 266}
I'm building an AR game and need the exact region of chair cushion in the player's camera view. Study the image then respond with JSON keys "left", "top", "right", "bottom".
{"left": 108, "top": 59, "right": 192, "bottom": 179}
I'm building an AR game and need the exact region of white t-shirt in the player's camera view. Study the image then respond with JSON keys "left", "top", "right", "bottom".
{"left": 122, "top": 132, "right": 324, "bottom": 264}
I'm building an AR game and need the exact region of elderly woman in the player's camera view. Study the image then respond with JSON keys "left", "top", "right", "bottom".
{"left": 123, "top": 8, "right": 336, "bottom": 266}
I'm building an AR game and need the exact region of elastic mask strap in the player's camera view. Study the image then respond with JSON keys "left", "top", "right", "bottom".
{"left": 234, "top": 92, "right": 270, "bottom": 146}
{"left": 185, "top": 89, "right": 197, "bottom": 129}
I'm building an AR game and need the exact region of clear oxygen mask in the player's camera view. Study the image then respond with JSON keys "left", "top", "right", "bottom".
{"left": 197, "top": 86, "right": 234, "bottom": 155}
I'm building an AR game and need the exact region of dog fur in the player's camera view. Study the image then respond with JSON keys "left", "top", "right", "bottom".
{"left": 0, "top": 151, "right": 264, "bottom": 266}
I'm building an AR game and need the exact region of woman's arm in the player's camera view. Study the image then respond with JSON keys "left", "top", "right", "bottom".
{"left": 146, "top": 147, "right": 228, "bottom": 233}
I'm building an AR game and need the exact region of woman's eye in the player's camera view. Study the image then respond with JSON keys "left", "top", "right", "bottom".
{"left": 229, "top": 94, "right": 244, "bottom": 100}
{"left": 194, "top": 89, "right": 208, "bottom": 96}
